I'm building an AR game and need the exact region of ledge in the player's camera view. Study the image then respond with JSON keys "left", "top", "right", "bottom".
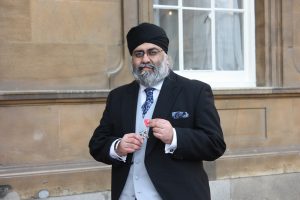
{"left": 0, "top": 90, "right": 110, "bottom": 105}
{"left": 0, "top": 161, "right": 109, "bottom": 178}
{"left": 213, "top": 87, "right": 300, "bottom": 99}
{"left": 0, "top": 87, "right": 300, "bottom": 103}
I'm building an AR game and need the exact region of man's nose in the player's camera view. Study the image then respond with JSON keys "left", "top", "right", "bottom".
{"left": 141, "top": 53, "right": 151, "bottom": 63}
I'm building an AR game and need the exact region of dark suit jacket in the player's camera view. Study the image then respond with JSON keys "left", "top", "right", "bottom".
{"left": 89, "top": 71, "right": 226, "bottom": 200}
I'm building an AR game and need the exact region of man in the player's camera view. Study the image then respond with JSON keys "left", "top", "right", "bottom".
{"left": 89, "top": 23, "right": 226, "bottom": 200}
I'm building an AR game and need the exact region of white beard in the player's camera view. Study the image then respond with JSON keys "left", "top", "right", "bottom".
{"left": 131, "top": 56, "right": 170, "bottom": 87}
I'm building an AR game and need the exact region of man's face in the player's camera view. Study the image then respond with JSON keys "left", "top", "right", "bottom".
{"left": 131, "top": 43, "right": 170, "bottom": 87}
{"left": 132, "top": 43, "right": 164, "bottom": 70}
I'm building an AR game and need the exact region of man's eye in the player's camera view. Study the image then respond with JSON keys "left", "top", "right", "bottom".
{"left": 134, "top": 51, "right": 144, "bottom": 57}
{"left": 148, "top": 50, "right": 158, "bottom": 56}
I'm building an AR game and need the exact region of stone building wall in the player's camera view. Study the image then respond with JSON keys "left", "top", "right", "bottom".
{"left": 0, "top": 0, "right": 300, "bottom": 199}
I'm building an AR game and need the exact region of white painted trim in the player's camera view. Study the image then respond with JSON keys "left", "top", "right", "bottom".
{"left": 153, "top": 0, "right": 256, "bottom": 88}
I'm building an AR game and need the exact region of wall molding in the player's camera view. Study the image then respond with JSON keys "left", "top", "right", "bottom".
{"left": 0, "top": 161, "right": 109, "bottom": 178}
{"left": 1, "top": 87, "right": 300, "bottom": 104}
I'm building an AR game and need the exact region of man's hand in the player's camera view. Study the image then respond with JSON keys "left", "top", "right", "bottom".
{"left": 148, "top": 118, "right": 173, "bottom": 144}
{"left": 116, "top": 133, "right": 144, "bottom": 156}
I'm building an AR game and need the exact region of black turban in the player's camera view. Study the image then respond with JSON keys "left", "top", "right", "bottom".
{"left": 126, "top": 23, "right": 169, "bottom": 55}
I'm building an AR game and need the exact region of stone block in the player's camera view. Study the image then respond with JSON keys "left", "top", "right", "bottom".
{"left": 0, "top": 0, "right": 31, "bottom": 42}
{"left": 0, "top": 165, "right": 111, "bottom": 200}
{"left": 219, "top": 108, "right": 266, "bottom": 140}
{"left": 231, "top": 173, "right": 300, "bottom": 200}
{"left": 283, "top": 47, "right": 300, "bottom": 87}
{"left": 1, "top": 191, "right": 20, "bottom": 200}
{"left": 217, "top": 152, "right": 300, "bottom": 178}
{"left": 0, "top": 103, "right": 104, "bottom": 165}
{"left": 31, "top": 0, "right": 122, "bottom": 44}
{"left": 0, "top": 43, "right": 110, "bottom": 90}
{"left": 44, "top": 191, "right": 110, "bottom": 200}
{"left": 57, "top": 103, "right": 105, "bottom": 160}
{"left": 217, "top": 97, "right": 300, "bottom": 151}
{"left": 209, "top": 179, "right": 230, "bottom": 200}
{"left": 0, "top": 105, "right": 60, "bottom": 165}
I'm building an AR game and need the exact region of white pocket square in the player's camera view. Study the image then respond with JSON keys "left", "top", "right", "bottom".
{"left": 172, "top": 111, "right": 189, "bottom": 119}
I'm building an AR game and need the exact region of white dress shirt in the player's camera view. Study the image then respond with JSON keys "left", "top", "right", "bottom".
{"left": 109, "top": 80, "right": 177, "bottom": 161}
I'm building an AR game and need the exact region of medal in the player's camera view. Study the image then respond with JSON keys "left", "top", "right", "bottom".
{"left": 138, "top": 119, "right": 150, "bottom": 138}
{"left": 144, "top": 119, "right": 150, "bottom": 127}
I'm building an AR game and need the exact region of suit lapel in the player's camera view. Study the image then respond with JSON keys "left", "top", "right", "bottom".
{"left": 121, "top": 81, "right": 139, "bottom": 135}
{"left": 120, "top": 81, "right": 139, "bottom": 164}
{"left": 146, "top": 71, "right": 182, "bottom": 155}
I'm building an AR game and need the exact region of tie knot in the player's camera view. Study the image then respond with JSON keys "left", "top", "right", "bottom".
{"left": 144, "top": 88, "right": 155, "bottom": 97}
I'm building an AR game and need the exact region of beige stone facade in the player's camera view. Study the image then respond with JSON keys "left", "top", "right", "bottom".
{"left": 0, "top": 0, "right": 300, "bottom": 199}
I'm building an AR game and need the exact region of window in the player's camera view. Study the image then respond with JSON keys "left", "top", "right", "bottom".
{"left": 153, "top": 0, "right": 256, "bottom": 88}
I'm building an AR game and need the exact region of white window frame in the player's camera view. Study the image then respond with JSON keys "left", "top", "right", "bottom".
{"left": 153, "top": 0, "right": 256, "bottom": 88}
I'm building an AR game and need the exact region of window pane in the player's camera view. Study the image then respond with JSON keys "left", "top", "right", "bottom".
{"left": 215, "top": 12, "right": 244, "bottom": 71}
{"left": 182, "top": 0, "right": 210, "bottom": 8}
{"left": 153, "top": 0, "right": 178, "bottom": 5}
{"left": 183, "top": 10, "right": 212, "bottom": 70}
{"left": 215, "top": 0, "right": 243, "bottom": 9}
{"left": 153, "top": 9, "right": 179, "bottom": 70}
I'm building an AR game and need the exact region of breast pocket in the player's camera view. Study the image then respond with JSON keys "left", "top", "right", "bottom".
{"left": 170, "top": 111, "right": 193, "bottom": 128}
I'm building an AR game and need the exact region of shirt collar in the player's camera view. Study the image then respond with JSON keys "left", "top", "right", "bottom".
{"left": 139, "top": 80, "right": 164, "bottom": 92}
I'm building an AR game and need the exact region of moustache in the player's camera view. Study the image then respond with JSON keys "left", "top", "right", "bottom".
{"left": 138, "top": 63, "right": 156, "bottom": 70}
{"left": 138, "top": 63, "right": 156, "bottom": 75}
